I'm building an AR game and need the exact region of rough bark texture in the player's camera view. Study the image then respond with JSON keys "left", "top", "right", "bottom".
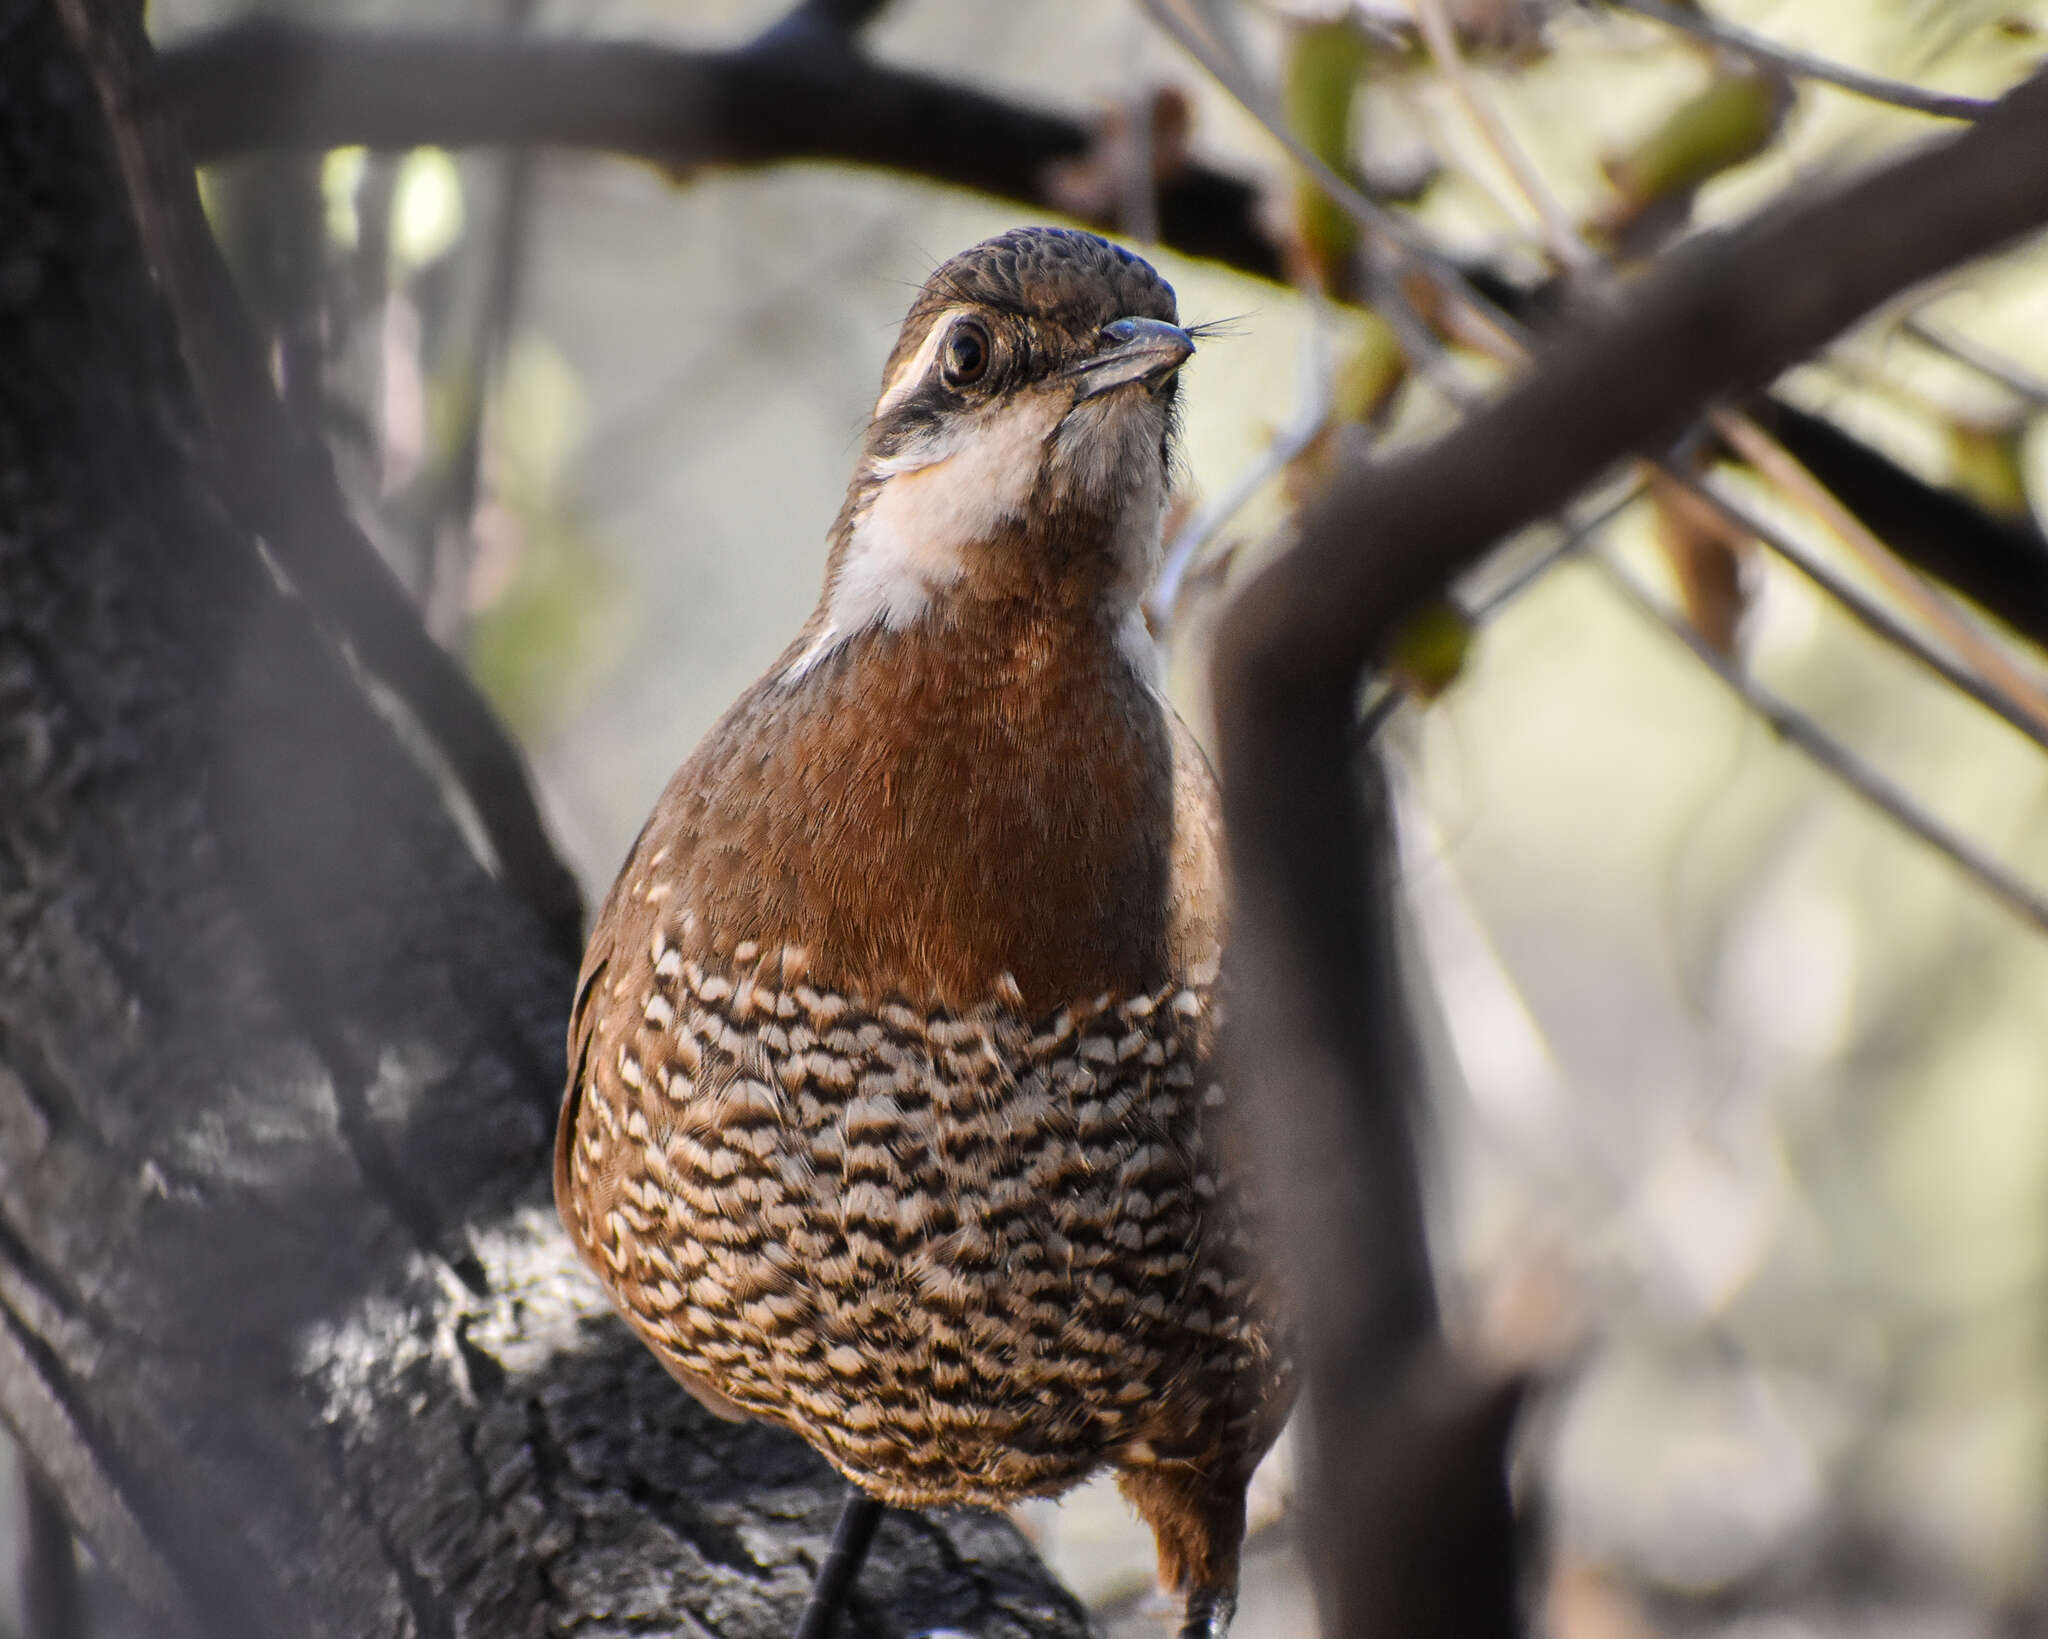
{"left": 0, "top": 3, "right": 1088, "bottom": 1635}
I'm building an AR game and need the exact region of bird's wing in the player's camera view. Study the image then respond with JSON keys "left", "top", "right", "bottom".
{"left": 1164, "top": 706, "right": 1227, "bottom": 986}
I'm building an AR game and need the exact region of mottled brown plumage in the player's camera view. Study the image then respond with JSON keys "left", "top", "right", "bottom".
{"left": 557, "top": 228, "right": 1293, "bottom": 1637}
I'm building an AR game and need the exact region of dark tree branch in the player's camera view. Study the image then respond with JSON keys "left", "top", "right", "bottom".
{"left": 1209, "top": 67, "right": 2048, "bottom": 1639}
{"left": 1470, "top": 266, "right": 2048, "bottom": 655}
{"left": 154, "top": 18, "right": 2048, "bottom": 681}
{"left": 0, "top": 3, "right": 1087, "bottom": 1635}
{"left": 155, "top": 17, "right": 1287, "bottom": 282}
{"left": 21, "top": 1467, "right": 85, "bottom": 1639}
{"left": 1748, "top": 393, "right": 2048, "bottom": 653}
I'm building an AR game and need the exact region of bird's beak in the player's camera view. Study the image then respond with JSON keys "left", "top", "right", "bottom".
{"left": 1070, "top": 316, "right": 1194, "bottom": 399}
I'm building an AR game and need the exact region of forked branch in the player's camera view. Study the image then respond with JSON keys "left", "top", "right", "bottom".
{"left": 1209, "top": 66, "right": 2048, "bottom": 1639}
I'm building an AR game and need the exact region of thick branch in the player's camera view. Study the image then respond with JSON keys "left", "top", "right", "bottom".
{"left": 156, "top": 18, "right": 1285, "bottom": 281}
{"left": 0, "top": 4, "right": 1086, "bottom": 1635}
{"left": 1210, "top": 66, "right": 2048, "bottom": 1639}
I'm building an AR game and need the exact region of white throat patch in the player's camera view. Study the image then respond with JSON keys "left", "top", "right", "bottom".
{"left": 782, "top": 392, "right": 1063, "bottom": 681}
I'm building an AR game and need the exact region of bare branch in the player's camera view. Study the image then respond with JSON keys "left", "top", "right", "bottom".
{"left": 1903, "top": 312, "right": 2048, "bottom": 408}
{"left": 1673, "top": 464, "right": 2048, "bottom": 761}
{"left": 1591, "top": 551, "right": 2048, "bottom": 935}
{"left": 1605, "top": 0, "right": 1996, "bottom": 124}
{"left": 1210, "top": 65, "right": 2048, "bottom": 1639}
{"left": 1459, "top": 475, "right": 1649, "bottom": 623}
{"left": 156, "top": 18, "right": 1285, "bottom": 282}
{"left": 1752, "top": 394, "right": 2048, "bottom": 654}
{"left": 1712, "top": 406, "right": 2048, "bottom": 743}
{"left": 1409, "top": 0, "right": 1594, "bottom": 270}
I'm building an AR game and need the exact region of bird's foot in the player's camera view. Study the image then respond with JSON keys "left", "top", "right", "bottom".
{"left": 791, "top": 1491, "right": 886, "bottom": 1639}
{"left": 1175, "top": 1583, "right": 1236, "bottom": 1639}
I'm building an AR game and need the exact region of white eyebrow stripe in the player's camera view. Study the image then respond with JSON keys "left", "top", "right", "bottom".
{"left": 871, "top": 306, "right": 970, "bottom": 419}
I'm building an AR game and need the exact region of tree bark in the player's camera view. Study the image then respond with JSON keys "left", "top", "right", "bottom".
{"left": 0, "top": 3, "right": 1087, "bottom": 1635}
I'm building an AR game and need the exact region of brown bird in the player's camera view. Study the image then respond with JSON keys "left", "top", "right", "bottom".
{"left": 556, "top": 227, "right": 1293, "bottom": 1639}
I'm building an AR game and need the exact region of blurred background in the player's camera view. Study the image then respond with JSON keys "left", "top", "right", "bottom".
{"left": 16, "top": 0, "right": 2048, "bottom": 1634}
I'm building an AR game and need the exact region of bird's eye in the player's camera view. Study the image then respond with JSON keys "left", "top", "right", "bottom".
{"left": 941, "top": 320, "right": 991, "bottom": 387}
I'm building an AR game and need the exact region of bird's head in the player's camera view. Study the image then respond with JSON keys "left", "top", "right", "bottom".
{"left": 790, "top": 228, "right": 1193, "bottom": 679}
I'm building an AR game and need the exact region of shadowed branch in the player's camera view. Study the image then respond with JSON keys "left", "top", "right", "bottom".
{"left": 1209, "top": 66, "right": 2048, "bottom": 1639}
{"left": 157, "top": 17, "right": 1285, "bottom": 280}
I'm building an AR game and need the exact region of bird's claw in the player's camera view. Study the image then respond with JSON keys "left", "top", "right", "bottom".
{"left": 1176, "top": 1584, "right": 1236, "bottom": 1639}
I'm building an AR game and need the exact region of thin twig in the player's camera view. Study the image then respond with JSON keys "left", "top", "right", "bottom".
{"left": 1902, "top": 314, "right": 2048, "bottom": 409}
{"left": 1751, "top": 394, "right": 2048, "bottom": 654}
{"left": 1135, "top": 0, "right": 1528, "bottom": 360}
{"left": 1150, "top": 320, "right": 1333, "bottom": 628}
{"left": 1712, "top": 407, "right": 2048, "bottom": 742}
{"left": 1591, "top": 552, "right": 2048, "bottom": 936}
{"left": 1605, "top": 0, "right": 1995, "bottom": 124}
{"left": 1462, "top": 475, "right": 1648, "bottom": 623}
{"left": 1408, "top": 0, "right": 1595, "bottom": 270}
{"left": 1121, "top": 8, "right": 1162, "bottom": 245}
{"left": 1354, "top": 476, "right": 1649, "bottom": 745}
{"left": 1676, "top": 463, "right": 2048, "bottom": 759}
{"left": 425, "top": 0, "right": 541, "bottom": 646}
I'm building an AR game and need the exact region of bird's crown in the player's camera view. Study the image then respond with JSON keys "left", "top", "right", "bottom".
{"left": 881, "top": 226, "right": 1180, "bottom": 391}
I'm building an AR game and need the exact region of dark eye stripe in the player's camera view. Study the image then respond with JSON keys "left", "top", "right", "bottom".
{"left": 869, "top": 385, "right": 953, "bottom": 453}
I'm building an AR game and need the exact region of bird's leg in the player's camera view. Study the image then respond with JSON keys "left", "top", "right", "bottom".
{"left": 1177, "top": 1582, "right": 1238, "bottom": 1639}
{"left": 1118, "top": 1464, "right": 1249, "bottom": 1639}
{"left": 792, "top": 1489, "right": 886, "bottom": 1639}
